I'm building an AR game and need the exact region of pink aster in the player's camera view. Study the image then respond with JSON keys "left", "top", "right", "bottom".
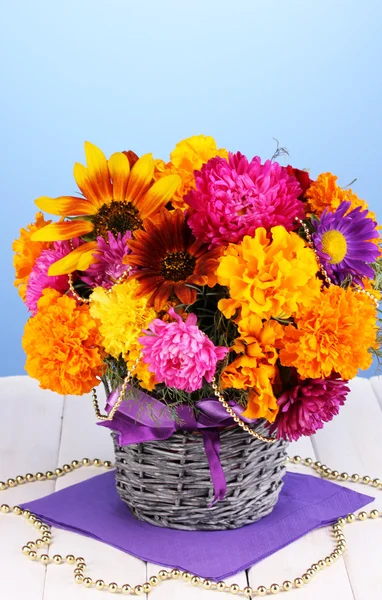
{"left": 25, "top": 240, "right": 79, "bottom": 314}
{"left": 81, "top": 231, "right": 133, "bottom": 289}
{"left": 185, "top": 152, "right": 305, "bottom": 248}
{"left": 139, "top": 308, "right": 229, "bottom": 393}
{"left": 270, "top": 375, "right": 350, "bottom": 442}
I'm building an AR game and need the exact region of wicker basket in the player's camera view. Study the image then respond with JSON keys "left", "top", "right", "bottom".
{"left": 112, "top": 421, "right": 287, "bottom": 530}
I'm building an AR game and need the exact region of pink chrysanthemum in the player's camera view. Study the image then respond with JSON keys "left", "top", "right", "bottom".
{"left": 139, "top": 308, "right": 229, "bottom": 393}
{"left": 81, "top": 231, "right": 132, "bottom": 289}
{"left": 271, "top": 375, "right": 350, "bottom": 441}
{"left": 185, "top": 152, "right": 305, "bottom": 247}
{"left": 25, "top": 240, "right": 78, "bottom": 314}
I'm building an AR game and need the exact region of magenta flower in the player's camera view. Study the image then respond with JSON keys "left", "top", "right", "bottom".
{"left": 139, "top": 308, "right": 229, "bottom": 393}
{"left": 185, "top": 152, "right": 305, "bottom": 248}
{"left": 270, "top": 375, "right": 350, "bottom": 442}
{"left": 25, "top": 240, "right": 78, "bottom": 314}
{"left": 81, "top": 231, "right": 133, "bottom": 289}
{"left": 312, "top": 201, "right": 380, "bottom": 286}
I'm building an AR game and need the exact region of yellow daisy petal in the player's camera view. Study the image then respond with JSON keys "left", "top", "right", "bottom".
{"left": 73, "top": 162, "right": 105, "bottom": 210}
{"left": 31, "top": 220, "right": 94, "bottom": 242}
{"left": 108, "top": 152, "right": 130, "bottom": 201}
{"left": 47, "top": 241, "right": 98, "bottom": 276}
{"left": 126, "top": 153, "right": 155, "bottom": 203}
{"left": 140, "top": 174, "right": 181, "bottom": 219}
{"left": 35, "top": 196, "right": 98, "bottom": 216}
{"left": 84, "top": 141, "right": 113, "bottom": 203}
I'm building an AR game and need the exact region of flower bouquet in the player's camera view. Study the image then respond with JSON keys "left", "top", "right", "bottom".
{"left": 14, "top": 136, "right": 381, "bottom": 530}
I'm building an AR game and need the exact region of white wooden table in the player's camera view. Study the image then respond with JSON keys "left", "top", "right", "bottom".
{"left": 0, "top": 376, "right": 381, "bottom": 599}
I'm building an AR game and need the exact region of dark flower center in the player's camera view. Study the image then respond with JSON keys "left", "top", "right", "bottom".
{"left": 93, "top": 201, "right": 142, "bottom": 239}
{"left": 160, "top": 251, "right": 196, "bottom": 281}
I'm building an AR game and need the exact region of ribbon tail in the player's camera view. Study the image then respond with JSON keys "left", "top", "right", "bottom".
{"left": 202, "top": 430, "right": 227, "bottom": 506}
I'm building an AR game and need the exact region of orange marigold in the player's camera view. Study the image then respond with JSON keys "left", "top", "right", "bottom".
{"left": 221, "top": 316, "right": 285, "bottom": 422}
{"left": 216, "top": 226, "right": 321, "bottom": 322}
{"left": 22, "top": 289, "right": 104, "bottom": 395}
{"left": 13, "top": 212, "right": 52, "bottom": 301}
{"left": 280, "top": 286, "right": 378, "bottom": 380}
{"left": 154, "top": 135, "right": 228, "bottom": 210}
{"left": 306, "top": 172, "right": 376, "bottom": 220}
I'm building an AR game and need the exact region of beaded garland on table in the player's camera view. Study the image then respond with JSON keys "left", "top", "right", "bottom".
{"left": 1, "top": 455, "right": 381, "bottom": 597}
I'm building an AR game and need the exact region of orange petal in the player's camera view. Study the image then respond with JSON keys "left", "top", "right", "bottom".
{"left": 47, "top": 242, "right": 98, "bottom": 276}
{"left": 108, "top": 152, "right": 130, "bottom": 201}
{"left": 73, "top": 163, "right": 105, "bottom": 210}
{"left": 35, "top": 196, "right": 98, "bottom": 216}
{"left": 31, "top": 220, "right": 94, "bottom": 242}
{"left": 139, "top": 174, "right": 181, "bottom": 219}
{"left": 84, "top": 141, "right": 113, "bottom": 203}
{"left": 125, "top": 153, "right": 155, "bottom": 204}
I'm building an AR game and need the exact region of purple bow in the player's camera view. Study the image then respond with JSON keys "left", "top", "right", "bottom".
{"left": 98, "top": 386, "right": 255, "bottom": 504}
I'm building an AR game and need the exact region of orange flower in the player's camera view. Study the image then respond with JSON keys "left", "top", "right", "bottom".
{"left": 154, "top": 135, "right": 228, "bottom": 210}
{"left": 22, "top": 289, "right": 104, "bottom": 395}
{"left": 306, "top": 172, "right": 376, "bottom": 220}
{"left": 280, "top": 286, "right": 378, "bottom": 380}
{"left": 13, "top": 212, "right": 52, "bottom": 301}
{"left": 220, "top": 316, "right": 285, "bottom": 422}
{"left": 31, "top": 142, "right": 180, "bottom": 275}
{"left": 125, "top": 209, "right": 221, "bottom": 311}
{"left": 217, "top": 226, "right": 321, "bottom": 322}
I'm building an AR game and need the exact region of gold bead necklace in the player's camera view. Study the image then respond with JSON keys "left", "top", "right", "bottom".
{"left": 1, "top": 455, "right": 380, "bottom": 596}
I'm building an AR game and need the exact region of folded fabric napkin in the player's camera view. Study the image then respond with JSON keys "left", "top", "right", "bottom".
{"left": 23, "top": 471, "right": 373, "bottom": 579}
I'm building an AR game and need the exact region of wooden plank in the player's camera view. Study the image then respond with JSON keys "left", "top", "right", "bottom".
{"left": 247, "top": 434, "right": 355, "bottom": 599}
{"left": 311, "top": 378, "right": 382, "bottom": 600}
{"left": 42, "top": 386, "right": 148, "bottom": 599}
{"left": 370, "top": 375, "right": 382, "bottom": 411}
{"left": 0, "top": 376, "right": 64, "bottom": 600}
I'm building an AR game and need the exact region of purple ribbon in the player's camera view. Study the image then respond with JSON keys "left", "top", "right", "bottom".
{"left": 98, "top": 387, "right": 256, "bottom": 504}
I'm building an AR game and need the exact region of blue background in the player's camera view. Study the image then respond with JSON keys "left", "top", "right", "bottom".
{"left": 1, "top": 0, "right": 381, "bottom": 376}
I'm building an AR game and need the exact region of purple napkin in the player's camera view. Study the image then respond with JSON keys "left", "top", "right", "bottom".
{"left": 23, "top": 471, "right": 373, "bottom": 579}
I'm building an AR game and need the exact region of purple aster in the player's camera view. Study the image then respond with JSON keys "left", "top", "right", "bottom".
{"left": 270, "top": 375, "right": 350, "bottom": 442}
{"left": 185, "top": 152, "right": 305, "bottom": 248}
{"left": 312, "top": 201, "right": 379, "bottom": 286}
{"left": 81, "top": 231, "right": 132, "bottom": 289}
{"left": 25, "top": 240, "right": 79, "bottom": 314}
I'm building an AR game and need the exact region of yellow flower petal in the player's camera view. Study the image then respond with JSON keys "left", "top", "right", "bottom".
{"left": 140, "top": 174, "right": 181, "bottom": 219}
{"left": 73, "top": 162, "right": 105, "bottom": 210}
{"left": 108, "top": 152, "right": 130, "bottom": 201}
{"left": 84, "top": 141, "right": 113, "bottom": 203}
{"left": 47, "top": 241, "right": 98, "bottom": 275}
{"left": 31, "top": 220, "right": 94, "bottom": 242}
{"left": 126, "top": 153, "right": 155, "bottom": 203}
{"left": 35, "top": 196, "right": 98, "bottom": 216}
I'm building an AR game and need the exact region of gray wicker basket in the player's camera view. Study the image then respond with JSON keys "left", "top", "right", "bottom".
{"left": 112, "top": 421, "right": 287, "bottom": 530}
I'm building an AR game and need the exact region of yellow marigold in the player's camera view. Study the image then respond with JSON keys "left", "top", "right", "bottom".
{"left": 220, "top": 316, "right": 285, "bottom": 422}
{"left": 306, "top": 172, "right": 376, "bottom": 220}
{"left": 22, "top": 289, "right": 104, "bottom": 395}
{"left": 13, "top": 212, "right": 52, "bottom": 300}
{"left": 154, "top": 135, "right": 228, "bottom": 210}
{"left": 89, "top": 280, "right": 157, "bottom": 390}
{"left": 217, "top": 226, "right": 321, "bottom": 322}
{"left": 280, "top": 286, "right": 378, "bottom": 380}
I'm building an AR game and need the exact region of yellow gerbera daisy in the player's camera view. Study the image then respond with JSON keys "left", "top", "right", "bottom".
{"left": 31, "top": 142, "right": 180, "bottom": 275}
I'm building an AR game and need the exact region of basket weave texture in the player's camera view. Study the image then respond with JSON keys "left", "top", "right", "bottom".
{"left": 112, "top": 421, "right": 287, "bottom": 531}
